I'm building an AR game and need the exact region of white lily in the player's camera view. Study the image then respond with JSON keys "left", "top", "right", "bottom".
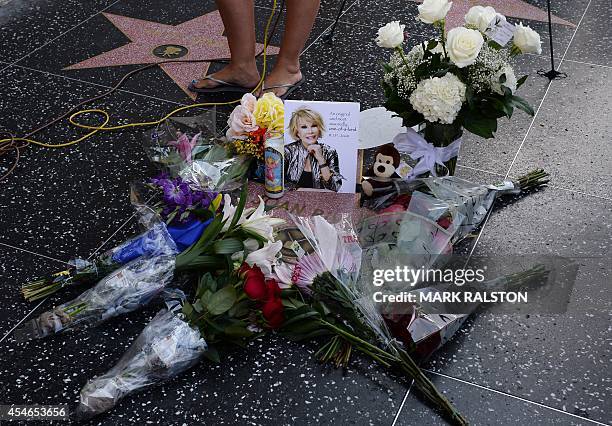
{"left": 221, "top": 194, "right": 254, "bottom": 232}
{"left": 245, "top": 240, "right": 283, "bottom": 276}
{"left": 240, "top": 196, "right": 285, "bottom": 241}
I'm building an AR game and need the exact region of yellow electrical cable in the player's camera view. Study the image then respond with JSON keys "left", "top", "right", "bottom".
{"left": 0, "top": 0, "right": 278, "bottom": 149}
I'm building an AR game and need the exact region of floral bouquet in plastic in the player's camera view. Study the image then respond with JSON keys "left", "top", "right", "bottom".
{"left": 76, "top": 195, "right": 289, "bottom": 419}
{"left": 20, "top": 175, "right": 221, "bottom": 302}
{"left": 16, "top": 183, "right": 285, "bottom": 340}
{"left": 15, "top": 253, "right": 178, "bottom": 340}
{"left": 274, "top": 214, "right": 468, "bottom": 425}
{"left": 142, "top": 109, "right": 217, "bottom": 175}
{"left": 75, "top": 308, "right": 207, "bottom": 420}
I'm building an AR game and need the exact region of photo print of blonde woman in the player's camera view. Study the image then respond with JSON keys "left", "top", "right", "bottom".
{"left": 283, "top": 100, "right": 360, "bottom": 194}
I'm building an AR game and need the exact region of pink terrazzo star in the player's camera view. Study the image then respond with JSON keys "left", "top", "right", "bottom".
{"left": 412, "top": 0, "right": 575, "bottom": 31}
{"left": 64, "top": 11, "right": 280, "bottom": 100}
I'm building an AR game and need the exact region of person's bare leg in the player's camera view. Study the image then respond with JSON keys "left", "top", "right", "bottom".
{"left": 262, "top": 0, "right": 320, "bottom": 96}
{"left": 192, "top": 0, "right": 260, "bottom": 89}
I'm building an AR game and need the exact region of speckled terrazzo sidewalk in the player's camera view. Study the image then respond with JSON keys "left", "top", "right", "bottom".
{"left": 0, "top": 0, "right": 610, "bottom": 425}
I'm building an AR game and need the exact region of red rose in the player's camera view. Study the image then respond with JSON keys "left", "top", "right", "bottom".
{"left": 380, "top": 204, "right": 407, "bottom": 214}
{"left": 266, "top": 311, "right": 285, "bottom": 329}
{"left": 262, "top": 297, "right": 285, "bottom": 328}
{"left": 243, "top": 266, "right": 267, "bottom": 301}
{"left": 437, "top": 216, "right": 452, "bottom": 229}
{"left": 265, "top": 279, "right": 282, "bottom": 300}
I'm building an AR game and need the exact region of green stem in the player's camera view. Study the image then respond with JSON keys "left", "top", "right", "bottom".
{"left": 396, "top": 46, "right": 411, "bottom": 69}
{"left": 437, "top": 20, "right": 448, "bottom": 59}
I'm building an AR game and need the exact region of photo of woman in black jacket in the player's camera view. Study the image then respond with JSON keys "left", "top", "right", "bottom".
{"left": 284, "top": 107, "right": 343, "bottom": 192}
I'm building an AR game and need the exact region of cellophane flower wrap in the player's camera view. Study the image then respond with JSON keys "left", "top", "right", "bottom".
{"left": 15, "top": 252, "right": 177, "bottom": 341}
{"left": 356, "top": 173, "right": 550, "bottom": 361}
{"left": 142, "top": 109, "right": 217, "bottom": 176}
{"left": 20, "top": 220, "right": 180, "bottom": 302}
{"left": 75, "top": 309, "right": 207, "bottom": 420}
{"left": 277, "top": 214, "right": 468, "bottom": 425}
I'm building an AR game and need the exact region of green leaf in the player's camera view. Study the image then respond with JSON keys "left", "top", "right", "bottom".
{"left": 178, "top": 254, "right": 225, "bottom": 271}
{"left": 203, "top": 347, "right": 221, "bottom": 363}
{"left": 282, "top": 310, "right": 321, "bottom": 328}
{"left": 283, "top": 320, "right": 322, "bottom": 335}
{"left": 487, "top": 97, "right": 513, "bottom": 118}
{"left": 182, "top": 301, "right": 194, "bottom": 318}
{"left": 228, "top": 300, "right": 251, "bottom": 317}
{"left": 197, "top": 273, "right": 216, "bottom": 298}
{"left": 202, "top": 290, "right": 213, "bottom": 307}
{"left": 224, "top": 323, "right": 254, "bottom": 338}
{"left": 516, "top": 75, "right": 528, "bottom": 89}
{"left": 461, "top": 110, "right": 498, "bottom": 139}
{"left": 193, "top": 300, "right": 204, "bottom": 313}
{"left": 228, "top": 182, "right": 249, "bottom": 231}
{"left": 465, "top": 86, "right": 475, "bottom": 110}
{"left": 213, "top": 238, "right": 244, "bottom": 254}
{"left": 207, "top": 285, "right": 237, "bottom": 316}
{"left": 509, "top": 95, "right": 535, "bottom": 116}
{"left": 289, "top": 329, "right": 332, "bottom": 342}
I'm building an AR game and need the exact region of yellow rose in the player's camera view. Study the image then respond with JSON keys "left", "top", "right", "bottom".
{"left": 254, "top": 93, "right": 284, "bottom": 132}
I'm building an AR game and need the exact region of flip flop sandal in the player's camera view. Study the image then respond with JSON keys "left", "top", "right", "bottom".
{"left": 188, "top": 76, "right": 255, "bottom": 94}
{"left": 262, "top": 76, "right": 306, "bottom": 100}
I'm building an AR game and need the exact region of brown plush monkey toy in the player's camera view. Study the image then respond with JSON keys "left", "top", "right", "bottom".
{"left": 361, "top": 143, "right": 401, "bottom": 197}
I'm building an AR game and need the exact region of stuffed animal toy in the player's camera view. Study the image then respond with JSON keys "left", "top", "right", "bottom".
{"left": 361, "top": 143, "right": 402, "bottom": 197}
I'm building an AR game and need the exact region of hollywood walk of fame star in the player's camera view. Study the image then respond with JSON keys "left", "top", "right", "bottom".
{"left": 412, "top": 0, "right": 575, "bottom": 31}
{"left": 64, "top": 11, "right": 280, "bottom": 99}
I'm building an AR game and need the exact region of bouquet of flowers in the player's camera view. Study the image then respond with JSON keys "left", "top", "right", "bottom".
{"left": 274, "top": 215, "right": 468, "bottom": 425}
{"left": 15, "top": 254, "right": 178, "bottom": 340}
{"left": 377, "top": 1, "right": 541, "bottom": 175}
{"left": 20, "top": 220, "right": 179, "bottom": 302}
{"left": 17, "top": 184, "right": 285, "bottom": 338}
{"left": 355, "top": 171, "right": 551, "bottom": 363}
{"left": 143, "top": 109, "right": 217, "bottom": 176}
{"left": 226, "top": 93, "right": 284, "bottom": 161}
{"left": 76, "top": 196, "right": 287, "bottom": 419}
{"left": 19, "top": 176, "right": 220, "bottom": 302}
{"left": 76, "top": 308, "right": 208, "bottom": 419}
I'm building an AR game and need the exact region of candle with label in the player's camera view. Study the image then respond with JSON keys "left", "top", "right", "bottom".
{"left": 264, "top": 135, "right": 285, "bottom": 199}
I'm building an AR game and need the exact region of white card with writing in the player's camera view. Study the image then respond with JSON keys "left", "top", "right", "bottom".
{"left": 486, "top": 17, "right": 515, "bottom": 47}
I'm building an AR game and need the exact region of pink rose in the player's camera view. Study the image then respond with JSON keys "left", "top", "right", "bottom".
{"left": 240, "top": 93, "right": 257, "bottom": 113}
{"left": 227, "top": 105, "right": 258, "bottom": 139}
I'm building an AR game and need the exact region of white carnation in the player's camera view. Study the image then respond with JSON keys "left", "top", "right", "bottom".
{"left": 491, "top": 65, "right": 517, "bottom": 95}
{"left": 409, "top": 73, "right": 466, "bottom": 124}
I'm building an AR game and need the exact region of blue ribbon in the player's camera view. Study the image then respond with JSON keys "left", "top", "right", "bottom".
{"left": 167, "top": 218, "right": 213, "bottom": 251}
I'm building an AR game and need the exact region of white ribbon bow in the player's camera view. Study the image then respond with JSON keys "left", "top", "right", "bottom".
{"left": 393, "top": 128, "right": 462, "bottom": 178}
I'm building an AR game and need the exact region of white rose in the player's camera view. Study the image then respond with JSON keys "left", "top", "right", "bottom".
{"left": 491, "top": 65, "right": 517, "bottom": 95}
{"left": 409, "top": 73, "right": 466, "bottom": 124}
{"left": 417, "top": 0, "right": 452, "bottom": 24}
{"left": 445, "top": 27, "right": 484, "bottom": 68}
{"left": 464, "top": 5, "right": 497, "bottom": 32}
{"left": 375, "top": 21, "right": 405, "bottom": 48}
{"left": 513, "top": 23, "right": 542, "bottom": 54}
